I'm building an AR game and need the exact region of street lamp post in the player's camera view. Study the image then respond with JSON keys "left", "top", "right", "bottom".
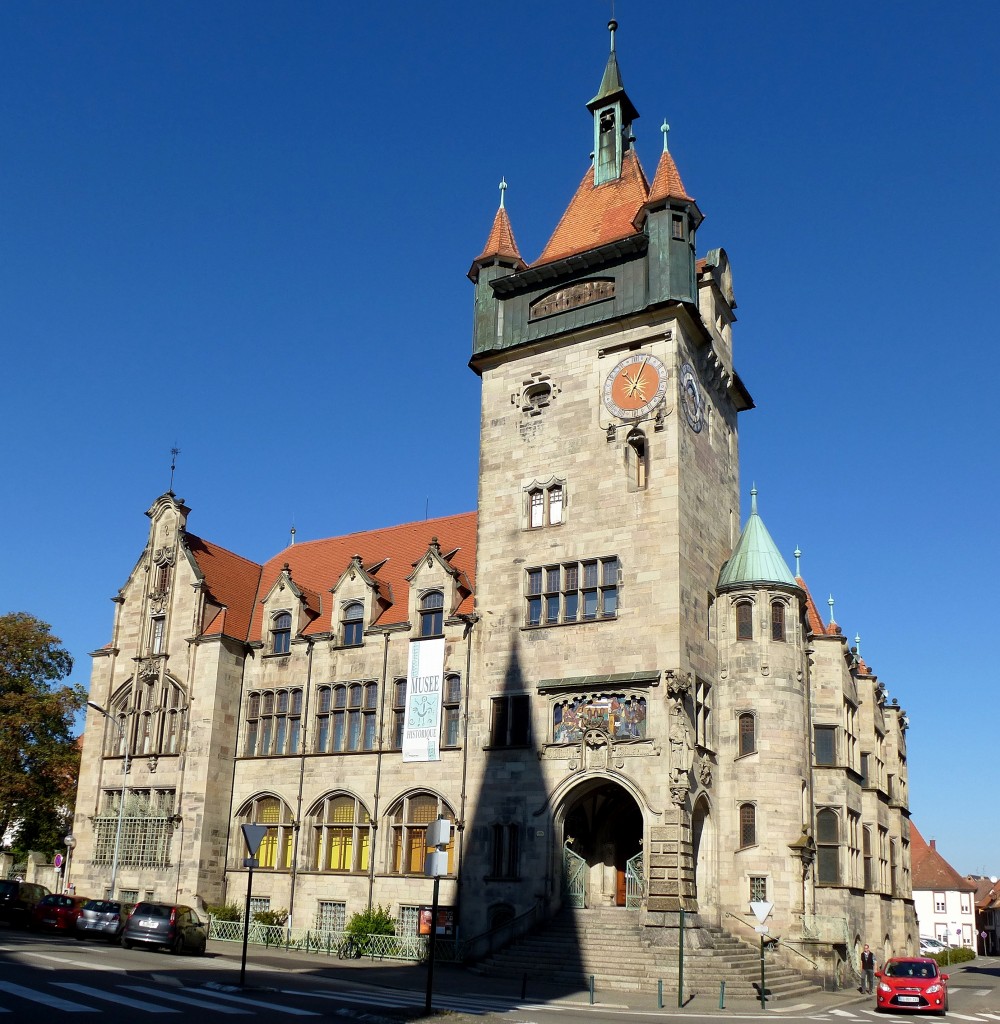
{"left": 87, "top": 701, "right": 130, "bottom": 900}
{"left": 64, "top": 834, "right": 76, "bottom": 894}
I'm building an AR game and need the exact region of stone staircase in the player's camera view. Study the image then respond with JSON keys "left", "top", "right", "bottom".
{"left": 476, "top": 907, "right": 823, "bottom": 999}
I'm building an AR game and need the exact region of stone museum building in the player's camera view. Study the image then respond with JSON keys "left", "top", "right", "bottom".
{"left": 71, "top": 21, "right": 917, "bottom": 984}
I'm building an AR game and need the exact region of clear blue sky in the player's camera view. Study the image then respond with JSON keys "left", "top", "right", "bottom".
{"left": 2, "top": 2, "right": 996, "bottom": 874}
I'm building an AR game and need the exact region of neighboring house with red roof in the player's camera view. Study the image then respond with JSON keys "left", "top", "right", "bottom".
{"left": 968, "top": 875, "right": 1000, "bottom": 954}
{"left": 69, "top": 18, "right": 918, "bottom": 990}
{"left": 910, "top": 825, "right": 976, "bottom": 948}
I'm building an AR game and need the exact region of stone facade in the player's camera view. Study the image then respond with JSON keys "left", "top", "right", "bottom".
{"left": 69, "top": 21, "right": 916, "bottom": 986}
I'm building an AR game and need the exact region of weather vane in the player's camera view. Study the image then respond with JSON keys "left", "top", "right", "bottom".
{"left": 169, "top": 446, "right": 181, "bottom": 492}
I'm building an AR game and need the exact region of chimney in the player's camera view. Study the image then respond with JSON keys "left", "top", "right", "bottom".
{"left": 930, "top": 839, "right": 936, "bottom": 850}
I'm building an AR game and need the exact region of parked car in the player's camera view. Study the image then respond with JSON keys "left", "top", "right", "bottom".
{"left": 75, "top": 899, "right": 131, "bottom": 942}
{"left": 876, "top": 956, "right": 949, "bottom": 1014}
{"left": 30, "top": 894, "right": 90, "bottom": 932}
{"left": 0, "top": 881, "right": 51, "bottom": 928}
{"left": 919, "top": 936, "right": 949, "bottom": 955}
{"left": 121, "top": 902, "right": 207, "bottom": 954}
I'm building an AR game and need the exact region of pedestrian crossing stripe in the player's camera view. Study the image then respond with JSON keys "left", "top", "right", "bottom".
{"left": 123, "top": 986, "right": 249, "bottom": 1013}
{"left": 0, "top": 979, "right": 98, "bottom": 1012}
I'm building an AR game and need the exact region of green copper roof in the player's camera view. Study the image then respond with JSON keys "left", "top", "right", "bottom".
{"left": 717, "top": 488, "right": 799, "bottom": 591}
{"left": 587, "top": 19, "right": 639, "bottom": 123}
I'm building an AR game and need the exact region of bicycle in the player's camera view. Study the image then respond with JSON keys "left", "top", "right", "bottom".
{"left": 337, "top": 934, "right": 364, "bottom": 959}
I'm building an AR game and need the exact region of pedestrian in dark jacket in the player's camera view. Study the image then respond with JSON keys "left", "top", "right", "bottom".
{"left": 861, "top": 944, "right": 876, "bottom": 993}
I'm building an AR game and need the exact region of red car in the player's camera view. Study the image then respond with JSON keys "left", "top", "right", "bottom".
{"left": 876, "top": 956, "right": 949, "bottom": 1014}
{"left": 30, "top": 894, "right": 90, "bottom": 932}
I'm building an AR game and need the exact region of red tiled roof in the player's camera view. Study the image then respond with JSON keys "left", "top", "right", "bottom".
{"left": 185, "top": 535, "right": 262, "bottom": 643}
{"left": 910, "top": 824, "right": 975, "bottom": 892}
{"left": 534, "top": 150, "right": 650, "bottom": 266}
{"left": 647, "top": 148, "right": 692, "bottom": 204}
{"left": 475, "top": 205, "right": 524, "bottom": 265}
{"left": 796, "top": 576, "right": 831, "bottom": 636}
{"left": 247, "top": 511, "right": 478, "bottom": 643}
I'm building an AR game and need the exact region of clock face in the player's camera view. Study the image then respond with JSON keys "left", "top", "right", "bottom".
{"left": 680, "top": 362, "right": 703, "bottom": 432}
{"left": 603, "top": 353, "right": 668, "bottom": 420}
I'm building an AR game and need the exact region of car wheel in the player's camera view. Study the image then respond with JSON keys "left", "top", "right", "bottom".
{"left": 195, "top": 937, "right": 206, "bottom": 957}
{"left": 171, "top": 935, "right": 184, "bottom": 955}
{"left": 75, "top": 932, "right": 86, "bottom": 941}
{"left": 121, "top": 938, "right": 132, "bottom": 950}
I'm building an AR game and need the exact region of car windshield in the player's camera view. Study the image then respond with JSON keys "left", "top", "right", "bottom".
{"left": 886, "top": 961, "right": 938, "bottom": 979}
{"left": 0, "top": 881, "right": 18, "bottom": 896}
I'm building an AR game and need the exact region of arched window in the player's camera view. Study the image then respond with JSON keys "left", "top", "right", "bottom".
{"left": 817, "top": 808, "right": 840, "bottom": 884}
{"left": 771, "top": 601, "right": 785, "bottom": 642}
{"left": 315, "top": 682, "right": 377, "bottom": 752}
{"left": 387, "top": 792, "right": 455, "bottom": 875}
{"left": 739, "top": 803, "right": 756, "bottom": 848}
{"left": 419, "top": 591, "right": 444, "bottom": 637}
{"left": 309, "top": 793, "right": 371, "bottom": 873}
{"left": 244, "top": 688, "right": 303, "bottom": 756}
{"left": 736, "top": 601, "right": 753, "bottom": 640}
{"left": 271, "top": 612, "right": 292, "bottom": 654}
{"left": 238, "top": 795, "right": 294, "bottom": 870}
{"left": 738, "top": 712, "right": 756, "bottom": 757}
{"left": 342, "top": 602, "right": 364, "bottom": 647}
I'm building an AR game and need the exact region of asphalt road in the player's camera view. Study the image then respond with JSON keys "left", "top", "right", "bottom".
{"left": 2, "top": 927, "right": 999, "bottom": 1024}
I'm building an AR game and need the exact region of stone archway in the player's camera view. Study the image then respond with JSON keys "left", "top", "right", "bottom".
{"left": 561, "top": 779, "right": 643, "bottom": 908}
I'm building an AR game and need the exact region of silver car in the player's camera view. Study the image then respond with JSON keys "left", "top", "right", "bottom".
{"left": 75, "top": 899, "right": 130, "bottom": 942}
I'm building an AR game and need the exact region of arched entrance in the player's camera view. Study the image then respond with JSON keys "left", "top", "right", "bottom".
{"left": 560, "top": 780, "right": 642, "bottom": 908}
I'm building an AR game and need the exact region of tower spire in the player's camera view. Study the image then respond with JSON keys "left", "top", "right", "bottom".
{"left": 588, "top": 18, "right": 639, "bottom": 185}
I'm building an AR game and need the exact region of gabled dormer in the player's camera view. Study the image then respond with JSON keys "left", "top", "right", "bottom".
{"left": 588, "top": 19, "right": 639, "bottom": 186}
{"left": 406, "top": 536, "right": 470, "bottom": 637}
{"left": 259, "top": 563, "right": 317, "bottom": 654}
{"left": 330, "top": 553, "right": 384, "bottom": 648}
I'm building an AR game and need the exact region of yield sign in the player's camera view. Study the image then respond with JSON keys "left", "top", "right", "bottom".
{"left": 241, "top": 824, "right": 268, "bottom": 857}
{"left": 750, "top": 900, "right": 773, "bottom": 923}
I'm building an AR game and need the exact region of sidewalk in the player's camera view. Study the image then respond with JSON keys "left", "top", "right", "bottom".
{"left": 205, "top": 937, "right": 880, "bottom": 1018}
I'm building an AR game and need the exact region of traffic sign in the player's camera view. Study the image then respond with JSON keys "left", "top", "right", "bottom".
{"left": 750, "top": 900, "right": 773, "bottom": 923}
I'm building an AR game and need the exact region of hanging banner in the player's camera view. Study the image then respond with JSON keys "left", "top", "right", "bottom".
{"left": 402, "top": 636, "right": 445, "bottom": 762}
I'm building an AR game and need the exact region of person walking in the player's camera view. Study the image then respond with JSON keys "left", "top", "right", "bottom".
{"left": 860, "top": 944, "right": 877, "bottom": 994}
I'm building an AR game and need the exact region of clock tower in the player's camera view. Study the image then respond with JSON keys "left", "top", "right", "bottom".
{"left": 466, "top": 21, "right": 753, "bottom": 926}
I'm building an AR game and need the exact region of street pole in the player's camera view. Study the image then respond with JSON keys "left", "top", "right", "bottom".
{"left": 760, "top": 934, "right": 767, "bottom": 1010}
{"left": 64, "top": 834, "right": 76, "bottom": 894}
{"left": 88, "top": 701, "right": 130, "bottom": 900}
{"left": 425, "top": 874, "right": 440, "bottom": 1015}
{"left": 240, "top": 858, "right": 255, "bottom": 987}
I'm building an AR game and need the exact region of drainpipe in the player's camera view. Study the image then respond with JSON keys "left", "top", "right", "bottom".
{"left": 454, "top": 612, "right": 479, "bottom": 938}
{"left": 368, "top": 629, "right": 392, "bottom": 911}
{"left": 287, "top": 638, "right": 314, "bottom": 931}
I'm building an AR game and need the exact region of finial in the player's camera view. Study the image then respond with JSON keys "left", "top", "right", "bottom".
{"left": 855, "top": 633, "right": 861, "bottom": 657}
{"left": 290, "top": 524, "right": 296, "bottom": 546}
{"left": 794, "top": 546, "right": 802, "bottom": 577}
{"left": 499, "top": 177, "right": 507, "bottom": 209}
{"left": 661, "top": 119, "right": 670, "bottom": 152}
{"left": 608, "top": 17, "right": 618, "bottom": 53}
{"left": 169, "top": 445, "right": 181, "bottom": 492}
{"left": 750, "top": 484, "right": 758, "bottom": 515}
{"left": 828, "top": 594, "right": 835, "bottom": 624}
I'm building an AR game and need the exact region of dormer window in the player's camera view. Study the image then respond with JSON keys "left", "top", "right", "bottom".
{"left": 342, "top": 602, "right": 364, "bottom": 647}
{"left": 271, "top": 612, "right": 292, "bottom": 655}
{"left": 419, "top": 591, "right": 444, "bottom": 638}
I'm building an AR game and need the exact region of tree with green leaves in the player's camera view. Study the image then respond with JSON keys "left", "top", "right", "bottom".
{"left": 0, "top": 613, "right": 85, "bottom": 855}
